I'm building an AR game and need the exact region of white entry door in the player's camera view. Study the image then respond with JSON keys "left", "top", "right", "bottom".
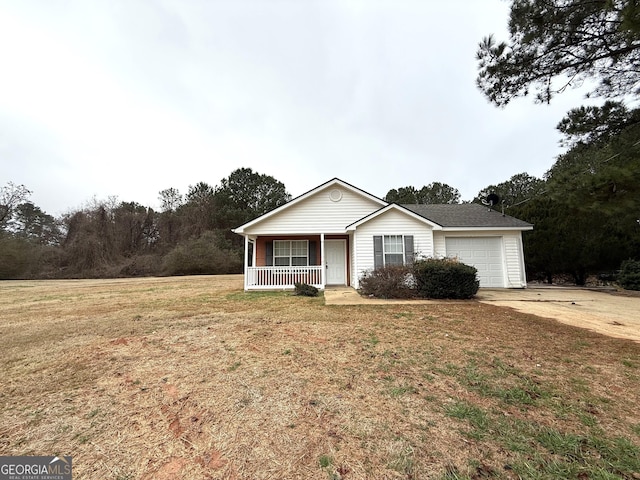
{"left": 325, "top": 240, "right": 347, "bottom": 285}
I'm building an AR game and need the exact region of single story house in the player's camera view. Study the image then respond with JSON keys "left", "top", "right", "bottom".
{"left": 232, "top": 178, "right": 533, "bottom": 291}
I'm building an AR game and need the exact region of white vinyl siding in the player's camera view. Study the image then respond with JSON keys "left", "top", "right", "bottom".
{"left": 503, "top": 234, "right": 527, "bottom": 287}
{"left": 433, "top": 232, "right": 446, "bottom": 257}
{"left": 243, "top": 186, "right": 384, "bottom": 235}
{"left": 353, "top": 209, "right": 434, "bottom": 288}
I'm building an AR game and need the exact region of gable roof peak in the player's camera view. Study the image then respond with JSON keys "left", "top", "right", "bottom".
{"left": 232, "top": 177, "right": 387, "bottom": 234}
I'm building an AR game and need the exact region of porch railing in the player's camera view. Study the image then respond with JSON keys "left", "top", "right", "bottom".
{"left": 246, "top": 266, "right": 323, "bottom": 289}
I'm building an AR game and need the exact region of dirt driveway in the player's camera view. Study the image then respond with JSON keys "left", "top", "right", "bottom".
{"left": 325, "top": 286, "right": 640, "bottom": 343}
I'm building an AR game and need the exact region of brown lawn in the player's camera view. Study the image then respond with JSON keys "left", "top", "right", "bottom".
{"left": 1, "top": 275, "right": 639, "bottom": 479}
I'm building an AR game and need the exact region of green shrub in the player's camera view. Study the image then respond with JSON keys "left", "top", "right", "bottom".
{"left": 413, "top": 258, "right": 479, "bottom": 299}
{"left": 618, "top": 259, "right": 640, "bottom": 291}
{"left": 358, "top": 264, "right": 416, "bottom": 299}
{"left": 293, "top": 282, "right": 319, "bottom": 297}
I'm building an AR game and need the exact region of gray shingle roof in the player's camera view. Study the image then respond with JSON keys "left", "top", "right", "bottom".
{"left": 401, "top": 203, "right": 533, "bottom": 228}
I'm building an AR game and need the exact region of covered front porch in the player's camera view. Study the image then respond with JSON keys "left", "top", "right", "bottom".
{"left": 242, "top": 234, "right": 350, "bottom": 290}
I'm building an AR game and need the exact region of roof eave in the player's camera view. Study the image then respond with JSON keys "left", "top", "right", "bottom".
{"left": 440, "top": 226, "right": 533, "bottom": 231}
{"left": 346, "top": 203, "right": 443, "bottom": 231}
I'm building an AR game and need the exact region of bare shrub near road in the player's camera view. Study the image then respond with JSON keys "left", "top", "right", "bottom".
{"left": 1, "top": 275, "right": 639, "bottom": 479}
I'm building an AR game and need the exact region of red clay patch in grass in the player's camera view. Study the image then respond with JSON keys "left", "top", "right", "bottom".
{"left": 143, "top": 457, "right": 186, "bottom": 480}
{"left": 196, "top": 449, "right": 227, "bottom": 470}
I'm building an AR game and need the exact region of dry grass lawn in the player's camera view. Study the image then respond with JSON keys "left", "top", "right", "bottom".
{"left": 1, "top": 275, "right": 639, "bottom": 479}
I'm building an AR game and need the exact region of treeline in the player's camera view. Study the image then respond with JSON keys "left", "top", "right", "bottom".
{"left": 0, "top": 168, "right": 290, "bottom": 279}
{"left": 471, "top": 0, "right": 640, "bottom": 285}
{"left": 514, "top": 103, "right": 640, "bottom": 285}
{"left": 383, "top": 104, "right": 640, "bottom": 285}
{"left": 2, "top": 116, "right": 639, "bottom": 284}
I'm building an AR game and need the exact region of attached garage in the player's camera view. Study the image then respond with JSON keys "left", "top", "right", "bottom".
{"left": 445, "top": 237, "right": 505, "bottom": 288}
{"left": 403, "top": 204, "right": 532, "bottom": 289}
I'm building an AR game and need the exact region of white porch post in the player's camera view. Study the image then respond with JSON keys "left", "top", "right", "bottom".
{"left": 243, "top": 235, "right": 249, "bottom": 290}
{"left": 320, "top": 233, "right": 326, "bottom": 288}
{"left": 351, "top": 232, "right": 357, "bottom": 289}
{"left": 251, "top": 238, "right": 257, "bottom": 267}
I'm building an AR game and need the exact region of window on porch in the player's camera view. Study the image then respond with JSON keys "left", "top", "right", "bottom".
{"left": 274, "top": 240, "right": 308, "bottom": 266}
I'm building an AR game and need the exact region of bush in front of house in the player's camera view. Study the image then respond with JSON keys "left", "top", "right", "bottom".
{"left": 618, "top": 259, "right": 640, "bottom": 291}
{"left": 413, "top": 258, "right": 479, "bottom": 299}
{"left": 358, "top": 264, "right": 416, "bottom": 299}
{"left": 294, "top": 282, "right": 319, "bottom": 297}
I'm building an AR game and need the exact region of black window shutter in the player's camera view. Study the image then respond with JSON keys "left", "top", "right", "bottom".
{"left": 404, "top": 235, "right": 414, "bottom": 264}
{"left": 308, "top": 241, "right": 317, "bottom": 266}
{"left": 265, "top": 241, "right": 273, "bottom": 266}
{"left": 373, "top": 236, "right": 383, "bottom": 269}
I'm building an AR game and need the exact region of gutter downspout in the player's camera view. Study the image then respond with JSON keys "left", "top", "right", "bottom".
{"left": 320, "top": 233, "right": 325, "bottom": 289}
{"left": 243, "top": 235, "right": 249, "bottom": 291}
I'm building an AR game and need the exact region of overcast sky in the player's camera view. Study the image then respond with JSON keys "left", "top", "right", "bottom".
{"left": 0, "top": 0, "right": 595, "bottom": 216}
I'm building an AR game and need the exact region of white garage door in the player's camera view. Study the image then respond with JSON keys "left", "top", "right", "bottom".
{"left": 445, "top": 237, "right": 505, "bottom": 288}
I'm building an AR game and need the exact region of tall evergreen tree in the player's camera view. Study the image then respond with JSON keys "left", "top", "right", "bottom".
{"left": 183, "top": 182, "right": 217, "bottom": 237}
{"left": 385, "top": 183, "right": 461, "bottom": 204}
{"left": 384, "top": 186, "right": 419, "bottom": 204}
{"left": 477, "top": 0, "right": 640, "bottom": 106}
{"left": 474, "top": 173, "right": 546, "bottom": 210}
{"left": 214, "top": 168, "right": 291, "bottom": 229}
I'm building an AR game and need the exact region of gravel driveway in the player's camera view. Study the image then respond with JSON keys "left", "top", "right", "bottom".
{"left": 476, "top": 287, "right": 640, "bottom": 343}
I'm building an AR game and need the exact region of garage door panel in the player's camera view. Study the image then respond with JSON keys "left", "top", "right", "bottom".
{"left": 445, "top": 237, "right": 505, "bottom": 288}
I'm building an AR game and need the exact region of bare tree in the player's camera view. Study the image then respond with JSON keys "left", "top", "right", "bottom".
{"left": 0, "top": 182, "right": 32, "bottom": 228}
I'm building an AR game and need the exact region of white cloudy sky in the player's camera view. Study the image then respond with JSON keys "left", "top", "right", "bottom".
{"left": 0, "top": 0, "right": 594, "bottom": 215}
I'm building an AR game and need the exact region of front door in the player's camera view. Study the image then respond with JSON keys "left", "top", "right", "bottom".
{"left": 325, "top": 240, "right": 346, "bottom": 285}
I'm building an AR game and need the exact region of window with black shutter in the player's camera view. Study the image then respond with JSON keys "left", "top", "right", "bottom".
{"left": 373, "top": 235, "right": 414, "bottom": 267}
